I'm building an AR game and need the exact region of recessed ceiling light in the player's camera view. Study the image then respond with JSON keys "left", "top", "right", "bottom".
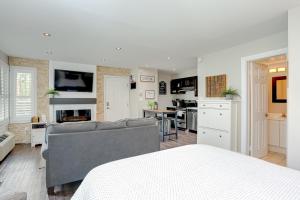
{"left": 115, "top": 47, "right": 122, "bottom": 51}
{"left": 167, "top": 57, "right": 171, "bottom": 60}
{"left": 42, "top": 32, "right": 51, "bottom": 37}
{"left": 277, "top": 67, "right": 286, "bottom": 72}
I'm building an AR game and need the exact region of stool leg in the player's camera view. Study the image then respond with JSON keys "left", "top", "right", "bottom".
{"left": 174, "top": 119, "right": 178, "bottom": 139}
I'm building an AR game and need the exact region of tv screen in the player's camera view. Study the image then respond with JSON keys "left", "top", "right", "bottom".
{"left": 54, "top": 69, "right": 93, "bottom": 92}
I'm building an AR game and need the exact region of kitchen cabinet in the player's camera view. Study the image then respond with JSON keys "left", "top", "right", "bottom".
{"left": 279, "top": 120, "right": 287, "bottom": 148}
{"left": 170, "top": 79, "right": 183, "bottom": 94}
{"left": 170, "top": 76, "right": 197, "bottom": 95}
{"left": 268, "top": 120, "right": 280, "bottom": 146}
{"left": 197, "top": 100, "right": 240, "bottom": 151}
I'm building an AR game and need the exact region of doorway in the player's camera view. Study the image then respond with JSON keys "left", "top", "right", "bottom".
{"left": 245, "top": 53, "right": 288, "bottom": 166}
{"left": 104, "top": 75, "right": 130, "bottom": 121}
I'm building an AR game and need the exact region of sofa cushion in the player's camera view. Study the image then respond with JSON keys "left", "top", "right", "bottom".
{"left": 47, "top": 121, "right": 97, "bottom": 134}
{"left": 126, "top": 118, "right": 157, "bottom": 127}
{"left": 0, "top": 192, "right": 27, "bottom": 200}
{"left": 96, "top": 120, "right": 127, "bottom": 130}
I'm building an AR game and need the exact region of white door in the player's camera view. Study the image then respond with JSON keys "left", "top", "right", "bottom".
{"left": 250, "top": 62, "right": 268, "bottom": 158}
{"left": 104, "top": 76, "right": 129, "bottom": 121}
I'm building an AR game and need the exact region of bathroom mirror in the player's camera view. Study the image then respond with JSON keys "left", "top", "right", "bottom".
{"left": 272, "top": 76, "right": 287, "bottom": 103}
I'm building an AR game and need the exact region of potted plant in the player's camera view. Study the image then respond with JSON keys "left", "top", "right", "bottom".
{"left": 45, "top": 89, "right": 60, "bottom": 122}
{"left": 222, "top": 87, "right": 239, "bottom": 100}
{"left": 46, "top": 88, "right": 60, "bottom": 98}
{"left": 147, "top": 100, "right": 155, "bottom": 110}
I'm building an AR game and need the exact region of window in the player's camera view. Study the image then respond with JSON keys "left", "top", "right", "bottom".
{"left": 0, "top": 60, "right": 9, "bottom": 124}
{"left": 10, "top": 67, "right": 37, "bottom": 123}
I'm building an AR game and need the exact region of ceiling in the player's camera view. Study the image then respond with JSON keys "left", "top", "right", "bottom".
{"left": 256, "top": 54, "right": 288, "bottom": 66}
{"left": 0, "top": 0, "right": 299, "bottom": 71}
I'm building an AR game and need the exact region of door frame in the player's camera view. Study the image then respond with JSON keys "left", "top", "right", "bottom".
{"left": 103, "top": 75, "right": 130, "bottom": 121}
{"left": 240, "top": 48, "right": 288, "bottom": 155}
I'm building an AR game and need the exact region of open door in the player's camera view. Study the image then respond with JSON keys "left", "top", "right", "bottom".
{"left": 249, "top": 61, "right": 268, "bottom": 158}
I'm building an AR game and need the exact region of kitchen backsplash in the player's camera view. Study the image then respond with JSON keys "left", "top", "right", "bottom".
{"left": 174, "top": 91, "right": 198, "bottom": 101}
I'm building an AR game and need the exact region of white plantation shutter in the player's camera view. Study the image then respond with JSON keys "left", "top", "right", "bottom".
{"left": 10, "top": 67, "right": 37, "bottom": 123}
{"left": 0, "top": 60, "right": 9, "bottom": 124}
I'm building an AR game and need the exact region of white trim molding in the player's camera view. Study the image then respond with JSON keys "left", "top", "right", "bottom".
{"left": 10, "top": 66, "right": 37, "bottom": 123}
{"left": 240, "top": 48, "right": 288, "bottom": 155}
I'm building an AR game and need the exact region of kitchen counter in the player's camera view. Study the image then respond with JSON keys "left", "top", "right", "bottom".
{"left": 187, "top": 107, "right": 198, "bottom": 110}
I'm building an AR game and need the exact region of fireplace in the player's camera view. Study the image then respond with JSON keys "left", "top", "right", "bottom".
{"left": 56, "top": 109, "right": 91, "bottom": 123}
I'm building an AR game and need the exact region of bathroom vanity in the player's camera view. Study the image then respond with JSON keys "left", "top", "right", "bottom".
{"left": 267, "top": 113, "right": 287, "bottom": 154}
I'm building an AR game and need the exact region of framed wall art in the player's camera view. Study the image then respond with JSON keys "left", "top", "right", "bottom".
{"left": 140, "top": 75, "right": 155, "bottom": 82}
{"left": 145, "top": 90, "right": 155, "bottom": 99}
{"left": 206, "top": 74, "right": 227, "bottom": 97}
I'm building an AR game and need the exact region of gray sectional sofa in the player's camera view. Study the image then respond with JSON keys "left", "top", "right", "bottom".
{"left": 42, "top": 118, "right": 159, "bottom": 191}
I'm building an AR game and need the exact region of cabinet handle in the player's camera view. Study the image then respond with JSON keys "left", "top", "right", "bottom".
{"left": 219, "top": 135, "right": 222, "bottom": 138}
{"left": 219, "top": 105, "right": 223, "bottom": 108}
{"left": 219, "top": 113, "right": 223, "bottom": 116}
{"left": 202, "top": 131, "right": 206, "bottom": 134}
{"left": 202, "top": 104, "right": 206, "bottom": 107}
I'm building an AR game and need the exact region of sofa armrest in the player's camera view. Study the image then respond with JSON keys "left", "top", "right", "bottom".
{"left": 41, "top": 141, "right": 48, "bottom": 160}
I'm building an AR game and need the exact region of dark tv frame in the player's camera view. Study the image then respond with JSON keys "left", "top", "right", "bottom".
{"left": 54, "top": 69, "right": 94, "bottom": 92}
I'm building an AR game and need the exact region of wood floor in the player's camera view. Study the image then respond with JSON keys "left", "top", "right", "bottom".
{"left": 261, "top": 151, "right": 286, "bottom": 167}
{"left": 0, "top": 130, "right": 197, "bottom": 200}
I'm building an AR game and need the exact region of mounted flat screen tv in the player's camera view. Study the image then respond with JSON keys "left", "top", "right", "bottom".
{"left": 54, "top": 69, "right": 93, "bottom": 92}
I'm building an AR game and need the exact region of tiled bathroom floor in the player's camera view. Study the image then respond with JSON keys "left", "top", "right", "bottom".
{"left": 261, "top": 152, "right": 286, "bottom": 166}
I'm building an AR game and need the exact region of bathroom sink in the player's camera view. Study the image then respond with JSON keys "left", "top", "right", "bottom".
{"left": 267, "top": 113, "right": 286, "bottom": 120}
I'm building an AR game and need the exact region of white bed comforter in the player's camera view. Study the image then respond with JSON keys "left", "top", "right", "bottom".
{"left": 72, "top": 145, "right": 300, "bottom": 200}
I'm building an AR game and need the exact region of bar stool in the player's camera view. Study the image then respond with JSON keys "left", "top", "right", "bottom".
{"left": 158, "top": 117, "right": 177, "bottom": 140}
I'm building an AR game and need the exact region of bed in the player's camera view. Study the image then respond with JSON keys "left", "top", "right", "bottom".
{"left": 72, "top": 145, "right": 300, "bottom": 200}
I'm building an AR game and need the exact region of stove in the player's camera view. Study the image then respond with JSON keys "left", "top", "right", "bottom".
{"left": 166, "top": 100, "right": 197, "bottom": 130}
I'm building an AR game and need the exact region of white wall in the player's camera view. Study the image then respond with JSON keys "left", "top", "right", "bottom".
{"left": 49, "top": 61, "right": 97, "bottom": 98}
{"left": 0, "top": 50, "right": 8, "bottom": 135}
{"left": 129, "top": 68, "right": 139, "bottom": 118}
{"left": 197, "top": 31, "right": 288, "bottom": 98}
{"left": 129, "top": 68, "right": 158, "bottom": 118}
{"left": 174, "top": 68, "right": 197, "bottom": 79}
{"left": 158, "top": 71, "right": 173, "bottom": 109}
{"left": 287, "top": 6, "right": 300, "bottom": 170}
{"left": 0, "top": 50, "right": 8, "bottom": 64}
